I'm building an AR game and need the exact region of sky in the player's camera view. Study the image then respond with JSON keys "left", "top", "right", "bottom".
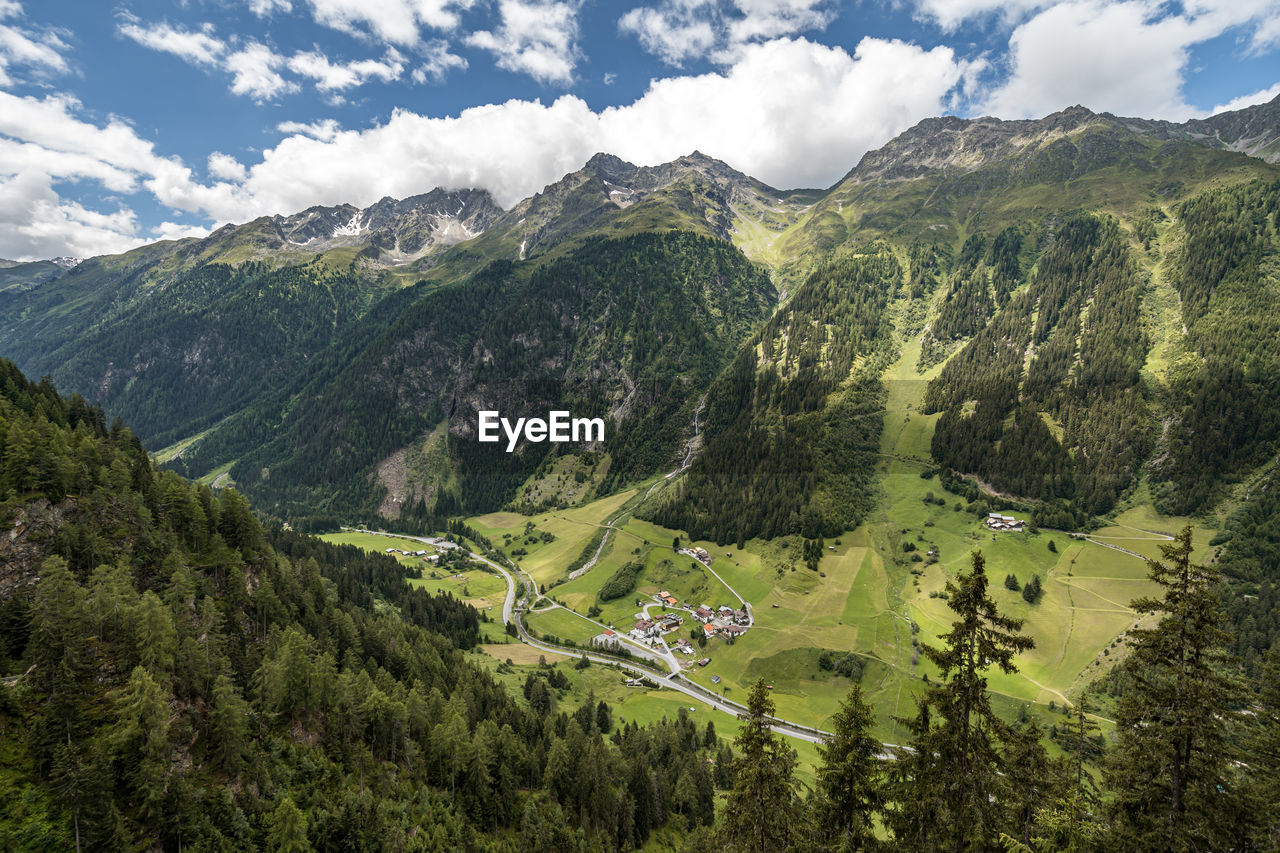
{"left": 0, "top": 0, "right": 1277, "bottom": 261}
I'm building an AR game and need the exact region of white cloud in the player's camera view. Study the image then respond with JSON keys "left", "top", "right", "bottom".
{"left": 288, "top": 47, "right": 405, "bottom": 90}
{"left": 225, "top": 42, "right": 299, "bottom": 100}
{"left": 117, "top": 18, "right": 224, "bottom": 66}
{"left": 911, "top": 0, "right": 1048, "bottom": 31}
{"left": 153, "top": 220, "right": 212, "bottom": 242}
{"left": 276, "top": 118, "right": 344, "bottom": 140}
{"left": 208, "top": 152, "right": 248, "bottom": 182}
{"left": 248, "top": 0, "right": 294, "bottom": 16}
{"left": 118, "top": 17, "right": 462, "bottom": 96}
{"left": 230, "top": 35, "right": 966, "bottom": 214}
{"left": 411, "top": 40, "right": 468, "bottom": 82}
{"left": 619, "top": 3, "right": 717, "bottom": 66}
{"left": 0, "top": 35, "right": 974, "bottom": 258}
{"left": 726, "top": 0, "right": 835, "bottom": 43}
{"left": 1209, "top": 82, "right": 1280, "bottom": 115}
{"left": 980, "top": 0, "right": 1280, "bottom": 121}
{"left": 0, "top": 170, "right": 142, "bottom": 259}
{"left": 618, "top": 0, "right": 836, "bottom": 65}
{"left": 0, "top": 2, "right": 70, "bottom": 87}
{"left": 302, "top": 0, "right": 473, "bottom": 46}
{"left": 465, "top": 0, "right": 581, "bottom": 84}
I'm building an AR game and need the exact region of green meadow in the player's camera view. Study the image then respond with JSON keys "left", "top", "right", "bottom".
{"left": 467, "top": 331, "right": 1166, "bottom": 744}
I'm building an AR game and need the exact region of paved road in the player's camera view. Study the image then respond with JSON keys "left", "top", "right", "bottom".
{"left": 344, "top": 527, "right": 833, "bottom": 745}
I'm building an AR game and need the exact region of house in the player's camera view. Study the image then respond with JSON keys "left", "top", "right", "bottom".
{"left": 660, "top": 615, "right": 683, "bottom": 632}
{"left": 424, "top": 554, "right": 440, "bottom": 564}
{"left": 718, "top": 605, "right": 734, "bottom": 618}
{"left": 414, "top": 550, "right": 427, "bottom": 556}
{"left": 694, "top": 605, "right": 715, "bottom": 623}
{"left": 711, "top": 675, "right": 722, "bottom": 685}
{"left": 733, "top": 609, "right": 748, "bottom": 625}
{"left": 986, "top": 513, "right": 1025, "bottom": 532}
{"left": 697, "top": 658, "right": 711, "bottom": 667}
{"left": 662, "top": 594, "right": 679, "bottom": 607}
{"left": 631, "top": 619, "right": 658, "bottom": 640}
{"left": 702, "top": 623, "right": 718, "bottom": 638}
{"left": 721, "top": 624, "right": 747, "bottom": 638}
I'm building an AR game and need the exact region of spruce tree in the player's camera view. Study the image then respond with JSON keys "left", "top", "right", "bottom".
{"left": 811, "top": 683, "right": 883, "bottom": 851}
{"left": 1103, "top": 526, "right": 1241, "bottom": 850}
{"left": 718, "top": 678, "right": 804, "bottom": 852}
{"left": 895, "top": 550, "right": 1034, "bottom": 850}
{"left": 1243, "top": 642, "right": 1280, "bottom": 849}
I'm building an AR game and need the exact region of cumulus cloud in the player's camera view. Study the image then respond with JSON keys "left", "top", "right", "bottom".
{"left": 0, "top": 2, "right": 70, "bottom": 86}
{"left": 208, "top": 152, "right": 248, "bottom": 182}
{"left": 301, "top": 0, "right": 473, "bottom": 45}
{"left": 618, "top": 0, "right": 835, "bottom": 65}
{"left": 276, "top": 118, "right": 344, "bottom": 140}
{"left": 153, "top": 220, "right": 213, "bottom": 242}
{"left": 248, "top": 0, "right": 293, "bottom": 16}
{"left": 619, "top": 1, "right": 717, "bottom": 66}
{"left": 981, "top": 0, "right": 1280, "bottom": 120}
{"left": 288, "top": 47, "right": 405, "bottom": 90}
{"left": 1209, "top": 82, "right": 1280, "bottom": 116}
{"left": 910, "top": 0, "right": 1049, "bottom": 30}
{"left": 225, "top": 42, "right": 299, "bottom": 100}
{"left": 0, "top": 91, "right": 251, "bottom": 259}
{"left": 230, "top": 35, "right": 968, "bottom": 213}
{"left": 410, "top": 40, "right": 468, "bottom": 82}
{"left": 466, "top": 0, "right": 581, "bottom": 84}
{"left": 0, "top": 170, "right": 142, "bottom": 259}
{"left": 1, "top": 36, "right": 977, "bottom": 258}
{"left": 117, "top": 17, "right": 224, "bottom": 66}
{"left": 118, "top": 18, "right": 436, "bottom": 99}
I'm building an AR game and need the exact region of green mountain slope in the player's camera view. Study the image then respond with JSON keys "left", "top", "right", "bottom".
{"left": 0, "top": 359, "right": 730, "bottom": 850}
{"left": 173, "top": 230, "right": 776, "bottom": 520}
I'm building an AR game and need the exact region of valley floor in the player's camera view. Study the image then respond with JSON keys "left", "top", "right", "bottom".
{"left": 328, "top": 328, "right": 1222, "bottom": 760}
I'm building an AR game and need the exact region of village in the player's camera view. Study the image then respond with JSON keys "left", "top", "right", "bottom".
{"left": 985, "top": 512, "right": 1026, "bottom": 532}
{"left": 590, "top": 583, "right": 753, "bottom": 673}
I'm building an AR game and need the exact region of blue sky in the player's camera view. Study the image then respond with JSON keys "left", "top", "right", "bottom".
{"left": 0, "top": 0, "right": 1277, "bottom": 260}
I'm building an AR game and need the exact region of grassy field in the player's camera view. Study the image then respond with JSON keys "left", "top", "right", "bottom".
{"left": 460, "top": 330, "right": 1168, "bottom": 745}
{"left": 319, "top": 530, "right": 435, "bottom": 565}
{"left": 466, "top": 647, "right": 824, "bottom": 786}
{"left": 470, "top": 489, "right": 636, "bottom": 586}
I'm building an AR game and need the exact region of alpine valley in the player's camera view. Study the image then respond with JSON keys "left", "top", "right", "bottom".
{"left": 3, "top": 96, "right": 1280, "bottom": 852}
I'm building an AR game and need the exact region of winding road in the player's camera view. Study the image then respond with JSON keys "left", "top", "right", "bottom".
{"left": 344, "top": 527, "right": 833, "bottom": 745}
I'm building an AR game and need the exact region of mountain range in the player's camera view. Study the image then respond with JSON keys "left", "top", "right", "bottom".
{"left": 2, "top": 95, "right": 1279, "bottom": 538}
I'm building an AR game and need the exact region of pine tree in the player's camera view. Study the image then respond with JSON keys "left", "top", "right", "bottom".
{"left": 897, "top": 550, "right": 1035, "bottom": 850}
{"left": 718, "top": 678, "right": 804, "bottom": 852}
{"left": 1243, "top": 642, "right": 1280, "bottom": 849}
{"left": 266, "top": 795, "right": 313, "bottom": 853}
{"left": 811, "top": 683, "right": 883, "bottom": 851}
{"left": 1104, "top": 526, "right": 1242, "bottom": 850}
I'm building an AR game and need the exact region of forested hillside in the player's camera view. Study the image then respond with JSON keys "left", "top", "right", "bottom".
{"left": 645, "top": 248, "right": 898, "bottom": 542}
{"left": 173, "top": 230, "right": 776, "bottom": 520}
{"left": 923, "top": 215, "right": 1150, "bottom": 526}
{"left": 0, "top": 360, "right": 731, "bottom": 850}
{"left": 6, "top": 360, "right": 1280, "bottom": 851}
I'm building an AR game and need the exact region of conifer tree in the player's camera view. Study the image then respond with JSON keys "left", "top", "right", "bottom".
{"left": 811, "top": 683, "right": 883, "bottom": 851}
{"left": 894, "top": 550, "right": 1034, "bottom": 850}
{"left": 1104, "top": 526, "right": 1241, "bottom": 850}
{"left": 1243, "top": 642, "right": 1280, "bottom": 849}
{"left": 266, "top": 795, "right": 313, "bottom": 853}
{"left": 718, "top": 678, "right": 804, "bottom": 852}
